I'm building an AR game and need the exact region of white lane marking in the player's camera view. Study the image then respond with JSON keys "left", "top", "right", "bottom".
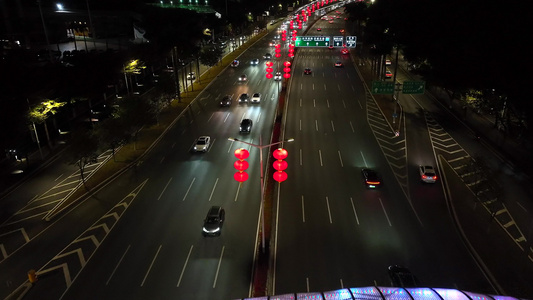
{"left": 209, "top": 178, "right": 219, "bottom": 201}
{"left": 177, "top": 245, "right": 194, "bottom": 287}
{"left": 106, "top": 245, "right": 130, "bottom": 285}
{"left": 299, "top": 119, "right": 302, "bottom": 131}
{"left": 234, "top": 183, "right": 241, "bottom": 202}
{"left": 157, "top": 177, "right": 173, "bottom": 200}
{"left": 227, "top": 140, "right": 234, "bottom": 153}
{"left": 160, "top": 156, "right": 165, "bottom": 164}
{"left": 350, "top": 197, "right": 360, "bottom": 225}
{"left": 313, "top": 99, "right": 316, "bottom": 107}
{"left": 141, "top": 245, "right": 162, "bottom": 286}
{"left": 338, "top": 151, "right": 344, "bottom": 167}
{"left": 326, "top": 197, "right": 332, "bottom": 223}
{"left": 213, "top": 246, "right": 225, "bottom": 288}
{"left": 54, "top": 174, "right": 64, "bottom": 182}
{"left": 379, "top": 198, "right": 392, "bottom": 226}
{"left": 300, "top": 149, "right": 303, "bottom": 166}
{"left": 340, "top": 278, "right": 344, "bottom": 288}
{"left": 350, "top": 121, "right": 355, "bottom": 133}
{"left": 301, "top": 196, "right": 306, "bottom": 223}
{"left": 331, "top": 120, "right": 335, "bottom": 132}
{"left": 327, "top": 99, "right": 330, "bottom": 108}
{"left": 182, "top": 178, "right": 196, "bottom": 201}
{"left": 360, "top": 151, "right": 368, "bottom": 168}
{"left": 318, "top": 150, "right": 323, "bottom": 166}
{"left": 315, "top": 120, "right": 319, "bottom": 131}
{"left": 207, "top": 113, "right": 214, "bottom": 122}
{"left": 306, "top": 277, "right": 310, "bottom": 292}
{"left": 342, "top": 100, "right": 347, "bottom": 108}
{"left": 223, "top": 113, "right": 230, "bottom": 123}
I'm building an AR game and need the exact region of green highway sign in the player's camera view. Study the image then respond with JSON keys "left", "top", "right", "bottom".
{"left": 402, "top": 81, "right": 425, "bottom": 94}
{"left": 294, "top": 36, "right": 331, "bottom": 47}
{"left": 371, "top": 81, "right": 395, "bottom": 94}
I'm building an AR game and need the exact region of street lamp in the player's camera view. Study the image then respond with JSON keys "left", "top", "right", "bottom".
{"left": 228, "top": 136, "right": 294, "bottom": 253}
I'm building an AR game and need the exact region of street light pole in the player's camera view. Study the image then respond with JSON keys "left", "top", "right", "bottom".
{"left": 228, "top": 136, "right": 294, "bottom": 253}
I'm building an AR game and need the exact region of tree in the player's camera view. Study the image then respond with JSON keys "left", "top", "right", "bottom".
{"left": 28, "top": 100, "right": 67, "bottom": 150}
{"left": 65, "top": 127, "right": 99, "bottom": 189}
{"left": 199, "top": 45, "right": 224, "bottom": 69}
{"left": 115, "top": 95, "right": 157, "bottom": 150}
{"left": 93, "top": 117, "right": 128, "bottom": 162}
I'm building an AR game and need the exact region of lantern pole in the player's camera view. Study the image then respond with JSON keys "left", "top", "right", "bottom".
{"left": 228, "top": 136, "right": 294, "bottom": 253}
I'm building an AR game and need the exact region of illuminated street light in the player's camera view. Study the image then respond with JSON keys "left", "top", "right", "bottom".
{"left": 228, "top": 136, "right": 294, "bottom": 253}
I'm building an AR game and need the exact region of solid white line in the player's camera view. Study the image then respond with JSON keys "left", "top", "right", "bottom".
{"left": 318, "top": 150, "right": 323, "bottom": 166}
{"left": 379, "top": 198, "right": 392, "bottom": 226}
{"left": 213, "top": 246, "right": 225, "bottom": 288}
{"left": 106, "top": 245, "right": 130, "bottom": 285}
{"left": 301, "top": 196, "right": 305, "bottom": 223}
{"left": 157, "top": 177, "right": 173, "bottom": 200}
{"left": 350, "top": 197, "right": 360, "bottom": 225}
{"left": 209, "top": 178, "right": 219, "bottom": 201}
{"left": 141, "top": 245, "right": 162, "bottom": 286}
{"left": 177, "top": 245, "right": 193, "bottom": 287}
{"left": 338, "top": 151, "right": 343, "bottom": 167}
{"left": 182, "top": 178, "right": 196, "bottom": 201}
{"left": 326, "top": 197, "right": 332, "bottom": 223}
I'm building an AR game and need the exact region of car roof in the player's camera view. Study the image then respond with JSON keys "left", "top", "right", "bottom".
{"left": 253, "top": 93, "right": 260, "bottom": 96}
{"left": 207, "top": 205, "right": 222, "bottom": 216}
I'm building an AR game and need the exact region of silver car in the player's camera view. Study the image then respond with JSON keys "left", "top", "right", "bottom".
{"left": 419, "top": 165, "right": 437, "bottom": 183}
{"left": 193, "top": 136, "right": 210, "bottom": 152}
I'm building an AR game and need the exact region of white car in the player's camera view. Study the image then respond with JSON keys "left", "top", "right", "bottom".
{"left": 187, "top": 72, "right": 196, "bottom": 80}
{"left": 251, "top": 93, "right": 261, "bottom": 103}
{"left": 419, "top": 165, "right": 437, "bottom": 183}
{"left": 193, "top": 136, "right": 210, "bottom": 152}
{"left": 274, "top": 72, "right": 282, "bottom": 80}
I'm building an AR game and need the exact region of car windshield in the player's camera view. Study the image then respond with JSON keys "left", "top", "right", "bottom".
{"left": 197, "top": 140, "right": 206, "bottom": 145}
{"left": 206, "top": 217, "right": 218, "bottom": 223}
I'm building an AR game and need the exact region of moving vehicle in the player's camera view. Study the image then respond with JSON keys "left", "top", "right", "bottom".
{"left": 334, "top": 61, "right": 343, "bottom": 67}
{"left": 361, "top": 168, "right": 381, "bottom": 188}
{"left": 385, "top": 70, "right": 393, "bottom": 79}
{"left": 238, "top": 74, "right": 247, "bottom": 82}
{"left": 202, "top": 206, "right": 225, "bottom": 237}
{"left": 220, "top": 95, "right": 232, "bottom": 107}
{"left": 304, "top": 68, "right": 312, "bottom": 75}
{"left": 240, "top": 119, "right": 253, "bottom": 133}
{"left": 274, "top": 71, "right": 282, "bottom": 80}
{"left": 193, "top": 136, "right": 211, "bottom": 152}
{"left": 251, "top": 93, "right": 261, "bottom": 103}
{"left": 230, "top": 60, "right": 239, "bottom": 67}
{"left": 317, "top": 28, "right": 322, "bottom": 31}
{"left": 419, "top": 165, "right": 437, "bottom": 183}
{"left": 388, "top": 265, "right": 420, "bottom": 287}
{"left": 238, "top": 93, "right": 249, "bottom": 103}
{"left": 263, "top": 53, "right": 272, "bottom": 60}
{"left": 341, "top": 48, "right": 349, "bottom": 55}
{"left": 250, "top": 58, "right": 259, "bottom": 65}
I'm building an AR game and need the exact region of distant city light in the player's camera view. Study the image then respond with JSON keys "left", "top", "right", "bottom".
{"left": 56, "top": 3, "right": 64, "bottom": 10}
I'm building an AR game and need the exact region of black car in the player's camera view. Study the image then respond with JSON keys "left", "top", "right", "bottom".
{"left": 202, "top": 206, "right": 225, "bottom": 237}
{"left": 362, "top": 168, "right": 381, "bottom": 188}
{"left": 263, "top": 53, "right": 272, "bottom": 60}
{"left": 238, "top": 93, "right": 249, "bottom": 103}
{"left": 387, "top": 265, "right": 420, "bottom": 288}
{"left": 240, "top": 119, "right": 253, "bottom": 133}
{"left": 220, "top": 95, "right": 232, "bottom": 106}
{"left": 304, "top": 68, "right": 312, "bottom": 75}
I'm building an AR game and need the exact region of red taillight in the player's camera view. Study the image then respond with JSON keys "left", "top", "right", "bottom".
{"left": 422, "top": 175, "right": 427, "bottom": 179}
{"left": 433, "top": 176, "right": 437, "bottom": 180}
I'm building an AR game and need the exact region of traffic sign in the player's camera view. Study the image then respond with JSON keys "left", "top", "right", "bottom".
{"left": 371, "top": 81, "right": 395, "bottom": 94}
{"left": 345, "top": 36, "right": 357, "bottom": 48}
{"left": 294, "top": 36, "right": 330, "bottom": 47}
{"left": 332, "top": 36, "right": 343, "bottom": 47}
{"left": 402, "top": 81, "right": 425, "bottom": 94}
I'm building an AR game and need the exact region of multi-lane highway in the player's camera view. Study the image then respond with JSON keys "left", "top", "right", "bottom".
{"left": 2, "top": 7, "right": 533, "bottom": 300}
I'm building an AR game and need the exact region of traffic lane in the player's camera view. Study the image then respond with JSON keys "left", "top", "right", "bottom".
{"left": 441, "top": 160, "right": 533, "bottom": 297}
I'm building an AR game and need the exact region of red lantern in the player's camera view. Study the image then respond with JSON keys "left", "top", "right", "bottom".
{"left": 266, "top": 73, "right": 273, "bottom": 79}
{"left": 275, "top": 44, "right": 281, "bottom": 49}
{"left": 234, "top": 172, "right": 249, "bottom": 182}
{"left": 266, "top": 67, "right": 273, "bottom": 73}
{"left": 283, "top": 73, "right": 291, "bottom": 78}
{"left": 283, "top": 67, "right": 291, "bottom": 73}
{"left": 234, "top": 160, "right": 249, "bottom": 171}
{"left": 284, "top": 61, "right": 292, "bottom": 67}
{"left": 275, "top": 48, "right": 281, "bottom": 53}
{"left": 275, "top": 53, "right": 281, "bottom": 58}
{"left": 273, "top": 171, "right": 288, "bottom": 182}
{"left": 234, "top": 148, "right": 249, "bottom": 159}
{"left": 273, "top": 148, "right": 288, "bottom": 160}
{"left": 273, "top": 160, "right": 288, "bottom": 171}
{"left": 265, "top": 61, "right": 273, "bottom": 67}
